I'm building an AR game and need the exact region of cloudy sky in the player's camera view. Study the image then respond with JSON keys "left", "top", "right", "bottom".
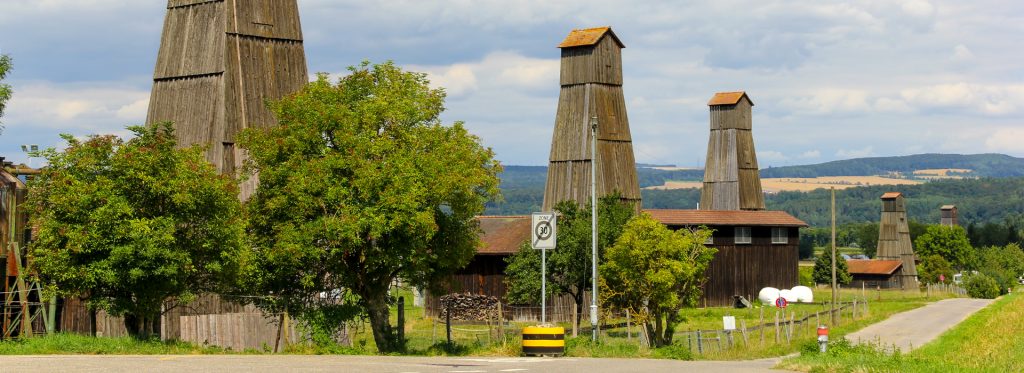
{"left": 1, "top": 0, "right": 1022, "bottom": 167}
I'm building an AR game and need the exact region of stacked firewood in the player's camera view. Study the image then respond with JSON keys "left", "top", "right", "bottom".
{"left": 438, "top": 293, "right": 499, "bottom": 321}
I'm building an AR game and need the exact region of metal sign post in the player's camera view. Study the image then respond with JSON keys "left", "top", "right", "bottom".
{"left": 532, "top": 212, "right": 557, "bottom": 325}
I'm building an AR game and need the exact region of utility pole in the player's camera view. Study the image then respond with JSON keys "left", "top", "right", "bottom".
{"left": 830, "top": 187, "right": 837, "bottom": 326}
{"left": 590, "top": 115, "right": 599, "bottom": 342}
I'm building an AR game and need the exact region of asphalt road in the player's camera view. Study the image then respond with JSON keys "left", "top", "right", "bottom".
{"left": 0, "top": 355, "right": 780, "bottom": 373}
{"left": 844, "top": 297, "right": 993, "bottom": 352}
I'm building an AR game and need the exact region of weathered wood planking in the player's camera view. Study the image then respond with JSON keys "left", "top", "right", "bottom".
{"left": 543, "top": 27, "right": 640, "bottom": 211}
{"left": 682, "top": 226, "right": 799, "bottom": 307}
{"left": 148, "top": 1, "right": 308, "bottom": 200}
{"left": 876, "top": 193, "right": 918, "bottom": 290}
{"left": 700, "top": 94, "right": 765, "bottom": 211}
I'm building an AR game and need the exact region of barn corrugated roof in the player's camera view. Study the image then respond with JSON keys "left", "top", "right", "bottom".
{"left": 644, "top": 209, "right": 807, "bottom": 227}
{"left": 881, "top": 192, "right": 902, "bottom": 199}
{"left": 475, "top": 216, "right": 530, "bottom": 255}
{"left": 847, "top": 260, "right": 903, "bottom": 275}
{"left": 558, "top": 26, "right": 625, "bottom": 49}
{"left": 708, "top": 91, "right": 753, "bottom": 106}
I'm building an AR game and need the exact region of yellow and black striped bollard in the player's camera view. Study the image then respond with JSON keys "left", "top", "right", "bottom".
{"left": 522, "top": 326, "right": 565, "bottom": 356}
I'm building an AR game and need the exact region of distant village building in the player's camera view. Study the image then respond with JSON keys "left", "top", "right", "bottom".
{"left": 543, "top": 27, "right": 641, "bottom": 211}
{"left": 847, "top": 259, "right": 904, "bottom": 289}
{"left": 941, "top": 205, "right": 958, "bottom": 227}
{"left": 700, "top": 92, "right": 765, "bottom": 211}
{"left": 646, "top": 209, "right": 806, "bottom": 306}
{"left": 146, "top": 0, "right": 309, "bottom": 200}
{"left": 877, "top": 192, "right": 919, "bottom": 290}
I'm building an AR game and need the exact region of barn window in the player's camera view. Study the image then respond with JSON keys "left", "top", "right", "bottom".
{"left": 772, "top": 227, "right": 788, "bottom": 244}
{"left": 735, "top": 227, "right": 752, "bottom": 244}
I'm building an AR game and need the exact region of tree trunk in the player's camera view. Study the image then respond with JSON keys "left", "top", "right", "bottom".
{"left": 365, "top": 291, "right": 399, "bottom": 353}
{"left": 88, "top": 308, "right": 98, "bottom": 337}
{"left": 124, "top": 313, "right": 153, "bottom": 339}
{"left": 573, "top": 291, "right": 584, "bottom": 335}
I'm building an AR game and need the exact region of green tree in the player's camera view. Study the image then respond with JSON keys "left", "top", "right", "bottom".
{"left": 964, "top": 273, "right": 1000, "bottom": 299}
{"left": 503, "top": 194, "right": 635, "bottom": 330}
{"left": 28, "top": 123, "right": 244, "bottom": 338}
{"left": 600, "top": 213, "right": 715, "bottom": 347}
{"left": 0, "top": 54, "right": 12, "bottom": 132}
{"left": 917, "top": 254, "right": 953, "bottom": 285}
{"left": 914, "top": 225, "right": 974, "bottom": 270}
{"left": 975, "top": 244, "right": 1024, "bottom": 294}
{"left": 812, "top": 249, "right": 851, "bottom": 285}
{"left": 237, "top": 62, "right": 501, "bottom": 353}
{"left": 855, "top": 223, "right": 879, "bottom": 258}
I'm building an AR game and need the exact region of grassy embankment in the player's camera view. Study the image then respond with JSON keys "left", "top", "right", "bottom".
{"left": 779, "top": 290, "right": 1022, "bottom": 372}
{"left": 0, "top": 333, "right": 231, "bottom": 355}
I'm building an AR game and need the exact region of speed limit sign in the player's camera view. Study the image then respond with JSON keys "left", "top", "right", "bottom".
{"left": 531, "top": 212, "right": 557, "bottom": 250}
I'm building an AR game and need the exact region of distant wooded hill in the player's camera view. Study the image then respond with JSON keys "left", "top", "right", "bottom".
{"left": 759, "top": 153, "right": 1024, "bottom": 178}
{"left": 486, "top": 154, "right": 1024, "bottom": 227}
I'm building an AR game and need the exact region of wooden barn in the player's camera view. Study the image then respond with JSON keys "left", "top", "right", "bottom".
{"left": 877, "top": 192, "right": 919, "bottom": 290}
{"left": 846, "top": 260, "right": 904, "bottom": 289}
{"left": 0, "top": 161, "right": 44, "bottom": 338}
{"left": 544, "top": 26, "right": 641, "bottom": 211}
{"left": 701, "top": 92, "right": 765, "bottom": 211}
{"left": 424, "top": 216, "right": 530, "bottom": 315}
{"left": 646, "top": 209, "right": 807, "bottom": 307}
{"left": 146, "top": 0, "right": 309, "bottom": 200}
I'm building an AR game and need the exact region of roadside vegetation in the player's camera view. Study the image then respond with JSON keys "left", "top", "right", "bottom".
{"left": 780, "top": 291, "right": 1023, "bottom": 372}
{"left": 0, "top": 334, "right": 230, "bottom": 355}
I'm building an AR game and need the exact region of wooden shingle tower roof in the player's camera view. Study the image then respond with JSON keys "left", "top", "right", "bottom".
{"left": 557, "top": 26, "right": 625, "bottom": 49}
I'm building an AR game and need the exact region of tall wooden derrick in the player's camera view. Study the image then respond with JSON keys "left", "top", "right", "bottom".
{"left": 542, "top": 27, "right": 640, "bottom": 211}
{"left": 146, "top": 0, "right": 309, "bottom": 199}
{"left": 700, "top": 92, "right": 765, "bottom": 211}
{"left": 877, "top": 192, "right": 919, "bottom": 290}
{"left": 0, "top": 162, "right": 46, "bottom": 338}
{"left": 940, "top": 205, "right": 958, "bottom": 227}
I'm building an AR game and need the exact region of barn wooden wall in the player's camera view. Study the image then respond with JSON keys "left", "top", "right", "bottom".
{"left": 544, "top": 34, "right": 641, "bottom": 211}
{"left": 877, "top": 195, "right": 918, "bottom": 289}
{"left": 147, "top": 0, "right": 308, "bottom": 200}
{"left": 701, "top": 98, "right": 765, "bottom": 211}
{"left": 699, "top": 226, "right": 799, "bottom": 307}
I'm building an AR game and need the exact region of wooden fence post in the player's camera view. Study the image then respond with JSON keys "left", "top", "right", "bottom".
{"left": 445, "top": 302, "right": 452, "bottom": 346}
{"left": 626, "top": 309, "right": 632, "bottom": 342}
{"left": 397, "top": 297, "right": 405, "bottom": 346}
{"left": 740, "top": 320, "right": 749, "bottom": 345}
{"left": 774, "top": 311, "right": 780, "bottom": 344}
{"left": 696, "top": 330, "right": 703, "bottom": 354}
{"left": 498, "top": 302, "right": 505, "bottom": 346}
{"left": 759, "top": 308, "right": 765, "bottom": 345}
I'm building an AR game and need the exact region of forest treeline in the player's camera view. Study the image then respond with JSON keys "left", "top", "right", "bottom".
{"left": 487, "top": 165, "right": 1024, "bottom": 230}
{"left": 759, "top": 153, "right": 1024, "bottom": 178}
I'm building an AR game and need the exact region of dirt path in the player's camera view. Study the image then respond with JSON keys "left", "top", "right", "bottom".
{"left": 844, "top": 298, "right": 993, "bottom": 352}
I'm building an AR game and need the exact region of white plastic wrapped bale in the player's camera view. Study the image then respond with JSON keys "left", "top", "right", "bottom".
{"left": 792, "top": 286, "right": 814, "bottom": 303}
{"left": 758, "top": 287, "right": 780, "bottom": 305}
{"left": 780, "top": 289, "right": 798, "bottom": 303}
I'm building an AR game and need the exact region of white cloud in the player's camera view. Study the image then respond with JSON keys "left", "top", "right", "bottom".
{"left": 408, "top": 51, "right": 558, "bottom": 98}
{"left": 759, "top": 150, "right": 789, "bottom": 162}
{"left": 5, "top": 82, "right": 150, "bottom": 132}
{"left": 900, "top": 83, "right": 1024, "bottom": 115}
{"left": 984, "top": 127, "right": 1024, "bottom": 153}
{"left": 836, "top": 146, "right": 875, "bottom": 158}
{"left": 952, "top": 44, "right": 975, "bottom": 62}
{"left": 800, "top": 150, "right": 821, "bottom": 158}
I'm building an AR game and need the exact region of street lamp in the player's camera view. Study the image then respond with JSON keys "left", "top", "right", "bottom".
{"left": 590, "top": 115, "right": 599, "bottom": 342}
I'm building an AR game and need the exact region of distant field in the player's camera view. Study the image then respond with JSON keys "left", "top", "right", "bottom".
{"left": 912, "top": 168, "right": 972, "bottom": 180}
{"left": 644, "top": 176, "right": 922, "bottom": 192}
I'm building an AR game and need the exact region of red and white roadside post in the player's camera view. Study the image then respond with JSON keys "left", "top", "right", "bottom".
{"left": 817, "top": 326, "right": 829, "bottom": 352}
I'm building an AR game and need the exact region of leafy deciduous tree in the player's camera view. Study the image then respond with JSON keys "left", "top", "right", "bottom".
{"left": 914, "top": 225, "right": 974, "bottom": 270}
{"left": 28, "top": 123, "right": 244, "bottom": 338}
{"left": 237, "top": 62, "right": 501, "bottom": 353}
{"left": 503, "top": 194, "right": 634, "bottom": 331}
{"left": 917, "top": 254, "right": 953, "bottom": 285}
{"left": 813, "top": 249, "right": 851, "bottom": 286}
{"left": 599, "top": 213, "right": 715, "bottom": 347}
{"left": 0, "top": 54, "right": 12, "bottom": 132}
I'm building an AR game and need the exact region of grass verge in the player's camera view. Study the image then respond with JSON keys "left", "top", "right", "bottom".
{"left": 779, "top": 291, "right": 1022, "bottom": 372}
{"left": 0, "top": 333, "right": 231, "bottom": 355}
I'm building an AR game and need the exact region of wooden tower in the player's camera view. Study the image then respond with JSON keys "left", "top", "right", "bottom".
{"left": 146, "top": 0, "right": 309, "bottom": 199}
{"left": 542, "top": 27, "right": 640, "bottom": 211}
{"left": 700, "top": 92, "right": 765, "bottom": 211}
{"left": 940, "top": 205, "right": 958, "bottom": 227}
{"left": 877, "top": 192, "right": 918, "bottom": 289}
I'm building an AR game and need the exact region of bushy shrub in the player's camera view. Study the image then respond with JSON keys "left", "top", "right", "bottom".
{"left": 964, "top": 273, "right": 1000, "bottom": 299}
